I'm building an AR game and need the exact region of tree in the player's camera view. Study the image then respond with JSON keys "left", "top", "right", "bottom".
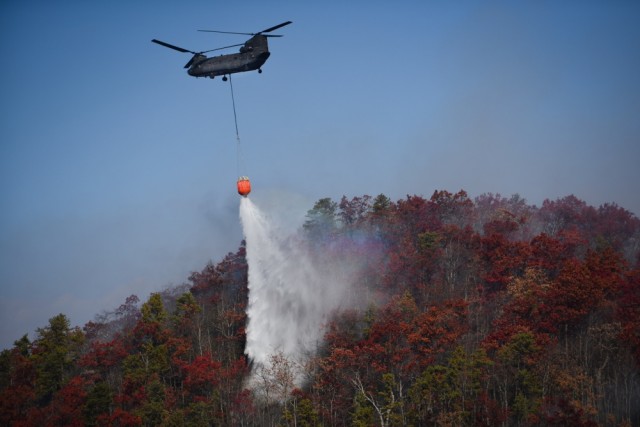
{"left": 538, "top": 195, "right": 593, "bottom": 237}
{"left": 303, "top": 197, "right": 338, "bottom": 240}
{"left": 351, "top": 372, "right": 401, "bottom": 427}
{"left": 83, "top": 381, "right": 113, "bottom": 426}
{"left": 183, "top": 353, "right": 221, "bottom": 399}
{"left": 372, "top": 194, "right": 391, "bottom": 214}
{"left": 593, "top": 203, "right": 640, "bottom": 257}
{"left": 31, "top": 313, "right": 84, "bottom": 405}
{"left": 338, "top": 195, "right": 372, "bottom": 227}
{"left": 45, "top": 375, "right": 88, "bottom": 426}
{"left": 282, "top": 388, "right": 321, "bottom": 427}
{"left": 429, "top": 189, "right": 474, "bottom": 228}
{"left": 141, "top": 292, "right": 167, "bottom": 326}
{"left": 493, "top": 331, "right": 544, "bottom": 424}
{"left": 116, "top": 293, "right": 173, "bottom": 421}
{"left": 0, "top": 335, "right": 36, "bottom": 425}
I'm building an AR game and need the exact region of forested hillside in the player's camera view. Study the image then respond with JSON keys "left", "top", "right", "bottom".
{"left": 1, "top": 191, "right": 639, "bottom": 426}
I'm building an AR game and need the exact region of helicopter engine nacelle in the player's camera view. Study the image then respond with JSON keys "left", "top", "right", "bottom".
{"left": 186, "top": 54, "right": 208, "bottom": 74}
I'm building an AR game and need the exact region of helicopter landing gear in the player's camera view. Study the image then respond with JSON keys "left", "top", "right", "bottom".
{"left": 258, "top": 69, "right": 262, "bottom": 74}
{"left": 222, "top": 75, "right": 228, "bottom": 81}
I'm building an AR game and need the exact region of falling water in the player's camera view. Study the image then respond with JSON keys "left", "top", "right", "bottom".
{"left": 239, "top": 197, "right": 353, "bottom": 384}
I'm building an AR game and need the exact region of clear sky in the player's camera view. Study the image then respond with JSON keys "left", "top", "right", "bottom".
{"left": 1, "top": 1, "right": 639, "bottom": 349}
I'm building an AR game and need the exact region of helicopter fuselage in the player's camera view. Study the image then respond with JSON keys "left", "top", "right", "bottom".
{"left": 187, "top": 34, "right": 271, "bottom": 78}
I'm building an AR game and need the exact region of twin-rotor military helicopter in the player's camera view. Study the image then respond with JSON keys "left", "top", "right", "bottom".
{"left": 152, "top": 21, "right": 292, "bottom": 81}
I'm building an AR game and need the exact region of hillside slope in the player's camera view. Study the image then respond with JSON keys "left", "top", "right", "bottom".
{"left": 1, "top": 191, "right": 639, "bottom": 426}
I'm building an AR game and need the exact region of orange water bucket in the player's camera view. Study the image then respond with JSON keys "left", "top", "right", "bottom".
{"left": 237, "top": 176, "right": 251, "bottom": 197}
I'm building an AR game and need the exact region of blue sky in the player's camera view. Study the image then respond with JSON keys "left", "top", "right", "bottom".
{"left": 1, "top": 1, "right": 639, "bottom": 349}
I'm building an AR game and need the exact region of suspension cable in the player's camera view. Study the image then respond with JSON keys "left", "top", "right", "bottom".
{"left": 228, "top": 74, "right": 244, "bottom": 177}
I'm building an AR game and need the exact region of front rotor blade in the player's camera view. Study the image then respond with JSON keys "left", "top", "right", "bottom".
{"left": 152, "top": 39, "right": 195, "bottom": 54}
{"left": 261, "top": 21, "right": 292, "bottom": 33}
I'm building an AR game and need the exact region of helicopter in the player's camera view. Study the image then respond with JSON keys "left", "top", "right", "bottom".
{"left": 152, "top": 21, "right": 292, "bottom": 81}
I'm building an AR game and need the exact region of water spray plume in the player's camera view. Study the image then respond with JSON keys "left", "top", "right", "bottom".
{"left": 239, "top": 197, "right": 357, "bottom": 386}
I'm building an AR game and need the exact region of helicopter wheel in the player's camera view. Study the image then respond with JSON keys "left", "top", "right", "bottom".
{"left": 222, "top": 75, "right": 228, "bottom": 81}
{"left": 258, "top": 69, "right": 262, "bottom": 74}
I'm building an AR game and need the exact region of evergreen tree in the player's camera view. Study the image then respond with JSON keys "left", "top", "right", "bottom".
{"left": 32, "top": 313, "right": 84, "bottom": 404}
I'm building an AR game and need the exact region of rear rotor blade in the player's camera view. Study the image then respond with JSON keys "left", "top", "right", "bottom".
{"left": 260, "top": 21, "right": 292, "bottom": 33}
{"left": 152, "top": 39, "right": 196, "bottom": 54}
{"left": 198, "top": 21, "right": 292, "bottom": 36}
{"left": 197, "top": 29, "right": 254, "bottom": 35}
